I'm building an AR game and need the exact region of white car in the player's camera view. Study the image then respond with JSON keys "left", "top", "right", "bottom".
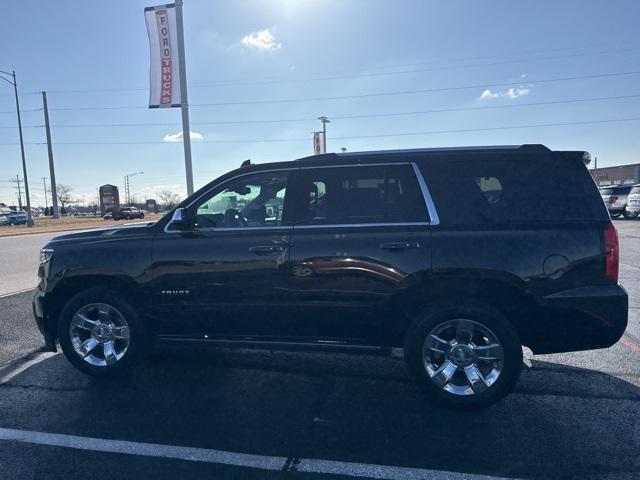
{"left": 625, "top": 184, "right": 640, "bottom": 218}
{"left": 600, "top": 184, "right": 633, "bottom": 219}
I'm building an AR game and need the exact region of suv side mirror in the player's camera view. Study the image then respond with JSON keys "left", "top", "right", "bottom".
{"left": 168, "top": 208, "right": 192, "bottom": 231}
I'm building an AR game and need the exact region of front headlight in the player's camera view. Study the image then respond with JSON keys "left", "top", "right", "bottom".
{"left": 39, "top": 248, "right": 54, "bottom": 264}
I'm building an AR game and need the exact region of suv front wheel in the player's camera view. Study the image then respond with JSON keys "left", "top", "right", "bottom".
{"left": 58, "top": 287, "right": 144, "bottom": 376}
{"left": 404, "top": 299, "right": 523, "bottom": 410}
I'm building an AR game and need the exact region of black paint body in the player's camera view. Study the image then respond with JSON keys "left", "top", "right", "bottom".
{"left": 33, "top": 145, "right": 628, "bottom": 355}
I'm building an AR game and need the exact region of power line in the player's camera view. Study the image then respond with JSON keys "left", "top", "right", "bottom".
{"left": 45, "top": 70, "right": 640, "bottom": 111}
{"left": 2, "top": 116, "right": 639, "bottom": 146}
{"left": 17, "top": 41, "right": 640, "bottom": 95}
{"left": 9, "top": 93, "right": 636, "bottom": 129}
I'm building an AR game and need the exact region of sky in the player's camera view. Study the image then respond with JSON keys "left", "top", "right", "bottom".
{"left": 1, "top": 0, "right": 639, "bottom": 207}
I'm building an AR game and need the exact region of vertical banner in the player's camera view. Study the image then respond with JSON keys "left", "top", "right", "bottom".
{"left": 313, "top": 132, "right": 325, "bottom": 155}
{"left": 145, "top": 4, "right": 182, "bottom": 108}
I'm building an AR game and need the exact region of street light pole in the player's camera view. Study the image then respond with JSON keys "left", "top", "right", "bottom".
{"left": 0, "top": 70, "right": 33, "bottom": 226}
{"left": 318, "top": 116, "right": 330, "bottom": 153}
{"left": 124, "top": 171, "right": 144, "bottom": 205}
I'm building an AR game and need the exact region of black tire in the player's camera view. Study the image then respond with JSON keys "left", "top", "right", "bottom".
{"left": 610, "top": 211, "right": 622, "bottom": 218}
{"left": 404, "top": 298, "right": 523, "bottom": 410}
{"left": 622, "top": 209, "right": 637, "bottom": 219}
{"left": 140, "top": 213, "right": 145, "bottom": 219}
{"left": 58, "top": 287, "right": 145, "bottom": 377}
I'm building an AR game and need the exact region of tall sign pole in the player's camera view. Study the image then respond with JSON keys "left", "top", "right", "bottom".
{"left": 145, "top": 2, "right": 193, "bottom": 196}
{"left": 175, "top": 0, "right": 194, "bottom": 196}
{"left": 42, "top": 91, "right": 60, "bottom": 218}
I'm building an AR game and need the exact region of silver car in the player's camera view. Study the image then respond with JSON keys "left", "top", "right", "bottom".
{"left": 626, "top": 184, "right": 640, "bottom": 218}
{"left": 600, "top": 184, "right": 634, "bottom": 219}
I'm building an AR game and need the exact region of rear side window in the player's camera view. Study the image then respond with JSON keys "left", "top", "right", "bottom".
{"left": 420, "top": 153, "right": 608, "bottom": 224}
{"left": 289, "top": 164, "right": 428, "bottom": 225}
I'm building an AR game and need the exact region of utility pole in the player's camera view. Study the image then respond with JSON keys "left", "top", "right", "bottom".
{"left": 175, "top": 0, "right": 194, "bottom": 196}
{"left": 11, "top": 175, "right": 23, "bottom": 210}
{"left": 0, "top": 70, "right": 33, "bottom": 226}
{"left": 124, "top": 171, "right": 143, "bottom": 205}
{"left": 318, "top": 116, "right": 330, "bottom": 153}
{"left": 42, "top": 177, "right": 48, "bottom": 212}
{"left": 42, "top": 92, "right": 59, "bottom": 218}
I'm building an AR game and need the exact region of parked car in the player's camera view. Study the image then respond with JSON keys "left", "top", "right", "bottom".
{"left": 102, "top": 211, "right": 113, "bottom": 220}
{"left": 0, "top": 215, "right": 9, "bottom": 226}
{"left": 624, "top": 184, "right": 640, "bottom": 218}
{"left": 111, "top": 206, "right": 145, "bottom": 221}
{"left": 7, "top": 211, "right": 27, "bottom": 225}
{"left": 599, "top": 184, "right": 634, "bottom": 218}
{"left": 33, "top": 145, "right": 628, "bottom": 409}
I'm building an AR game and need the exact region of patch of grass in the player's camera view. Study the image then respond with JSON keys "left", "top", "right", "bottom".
{"left": 0, "top": 214, "right": 163, "bottom": 237}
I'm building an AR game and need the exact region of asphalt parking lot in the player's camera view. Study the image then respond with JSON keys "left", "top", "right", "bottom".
{"left": 0, "top": 221, "right": 639, "bottom": 479}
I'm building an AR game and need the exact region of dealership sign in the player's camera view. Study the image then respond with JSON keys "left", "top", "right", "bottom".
{"left": 313, "top": 132, "right": 325, "bottom": 155}
{"left": 145, "top": 4, "right": 182, "bottom": 108}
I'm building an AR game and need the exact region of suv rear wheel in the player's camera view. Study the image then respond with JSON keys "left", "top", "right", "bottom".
{"left": 404, "top": 299, "right": 522, "bottom": 410}
{"left": 58, "top": 287, "right": 144, "bottom": 376}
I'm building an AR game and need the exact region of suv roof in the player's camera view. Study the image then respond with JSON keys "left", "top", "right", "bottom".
{"left": 287, "top": 144, "right": 590, "bottom": 166}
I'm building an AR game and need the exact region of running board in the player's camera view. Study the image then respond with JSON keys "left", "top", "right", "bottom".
{"left": 157, "top": 336, "right": 403, "bottom": 357}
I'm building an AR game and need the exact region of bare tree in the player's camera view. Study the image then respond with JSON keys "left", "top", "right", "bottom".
{"left": 56, "top": 184, "right": 74, "bottom": 211}
{"left": 158, "top": 190, "right": 181, "bottom": 208}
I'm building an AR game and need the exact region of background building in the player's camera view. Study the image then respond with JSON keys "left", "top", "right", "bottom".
{"left": 590, "top": 163, "right": 640, "bottom": 186}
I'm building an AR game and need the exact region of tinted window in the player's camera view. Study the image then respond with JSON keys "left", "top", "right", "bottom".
{"left": 612, "top": 186, "right": 632, "bottom": 195}
{"left": 600, "top": 188, "right": 613, "bottom": 195}
{"left": 289, "top": 164, "right": 427, "bottom": 225}
{"left": 421, "top": 153, "right": 608, "bottom": 224}
{"left": 194, "top": 171, "right": 289, "bottom": 229}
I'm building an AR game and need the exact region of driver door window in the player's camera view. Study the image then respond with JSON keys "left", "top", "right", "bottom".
{"left": 195, "top": 171, "right": 290, "bottom": 229}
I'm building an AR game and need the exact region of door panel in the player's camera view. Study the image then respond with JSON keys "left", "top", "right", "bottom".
{"left": 283, "top": 163, "right": 433, "bottom": 344}
{"left": 287, "top": 225, "right": 430, "bottom": 343}
{"left": 150, "top": 229, "right": 292, "bottom": 337}
{"left": 149, "top": 168, "right": 295, "bottom": 338}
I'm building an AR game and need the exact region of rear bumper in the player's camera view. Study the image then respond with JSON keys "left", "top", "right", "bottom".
{"left": 526, "top": 285, "right": 628, "bottom": 354}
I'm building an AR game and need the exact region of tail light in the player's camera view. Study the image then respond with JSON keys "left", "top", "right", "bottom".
{"left": 609, "top": 195, "right": 618, "bottom": 203}
{"left": 604, "top": 222, "right": 619, "bottom": 283}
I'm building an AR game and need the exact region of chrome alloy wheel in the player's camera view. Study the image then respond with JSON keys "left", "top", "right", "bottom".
{"left": 423, "top": 318, "right": 504, "bottom": 396}
{"left": 70, "top": 303, "right": 131, "bottom": 367}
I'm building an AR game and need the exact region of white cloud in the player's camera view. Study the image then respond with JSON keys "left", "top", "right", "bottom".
{"left": 241, "top": 29, "right": 281, "bottom": 50}
{"left": 480, "top": 89, "right": 500, "bottom": 99}
{"left": 163, "top": 130, "right": 204, "bottom": 143}
{"left": 506, "top": 87, "right": 530, "bottom": 99}
{"left": 479, "top": 86, "right": 530, "bottom": 100}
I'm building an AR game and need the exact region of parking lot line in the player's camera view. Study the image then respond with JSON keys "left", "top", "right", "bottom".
{"left": 0, "top": 287, "right": 34, "bottom": 299}
{"left": 0, "top": 351, "right": 59, "bottom": 384}
{"left": 0, "top": 427, "right": 518, "bottom": 480}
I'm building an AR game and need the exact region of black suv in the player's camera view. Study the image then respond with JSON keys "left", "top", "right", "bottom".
{"left": 33, "top": 145, "right": 628, "bottom": 408}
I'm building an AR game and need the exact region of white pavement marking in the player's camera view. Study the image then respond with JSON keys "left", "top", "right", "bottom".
{"left": 297, "top": 458, "right": 515, "bottom": 480}
{"left": 0, "top": 288, "right": 34, "bottom": 299}
{"left": 0, "top": 351, "right": 59, "bottom": 384}
{"left": 0, "top": 427, "right": 519, "bottom": 480}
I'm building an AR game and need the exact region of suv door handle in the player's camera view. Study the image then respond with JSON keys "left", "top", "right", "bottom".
{"left": 379, "top": 241, "right": 420, "bottom": 250}
{"left": 248, "top": 245, "right": 284, "bottom": 254}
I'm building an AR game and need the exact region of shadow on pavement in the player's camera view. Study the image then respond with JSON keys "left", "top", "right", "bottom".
{"left": 1, "top": 346, "right": 639, "bottom": 480}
